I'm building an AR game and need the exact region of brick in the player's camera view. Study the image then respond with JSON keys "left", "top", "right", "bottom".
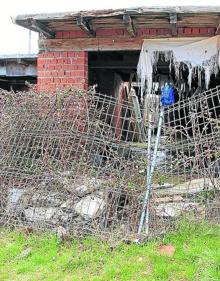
{"left": 62, "top": 52, "right": 68, "bottom": 58}
{"left": 60, "top": 78, "right": 67, "bottom": 83}
{"left": 137, "top": 28, "right": 150, "bottom": 36}
{"left": 71, "top": 30, "right": 85, "bottom": 37}
{"left": 62, "top": 31, "right": 70, "bottom": 39}
{"left": 66, "top": 78, "right": 75, "bottom": 83}
{"left": 48, "top": 65, "right": 55, "bottom": 70}
{"left": 178, "top": 28, "right": 184, "bottom": 35}
{"left": 56, "top": 58, "right": 62, "bottom": 64}
{"left": 64, "top": 58, "right": 72, "bottom": 64}
{"left": 157, "top": 28, "right": 170, "bottom": 35}
{"left": 183, "top": 28, "right": 192, "bottom": 35}
{"left": 37, "top": 77, "right": 43, "bottom": 84}
{"left": 75, "top": 51, "right": 88, "bottom": 58}
{"left": 75, "top": 57, "right": 87, "bottom": 65}
{"left": 58, "top": 70, "right": 64, "bottom": 76}
{"left": 37, "top": 51, "right": 88, "bottom": 92}
{"left": 137, "top": 28, "right": 171, "bottom": 37}
{"left": 68, "top": 51, "right": 77, "bottom": 57}
{"left": 54, "top": 78, "right": 61, "bottom": 84}
{"left": 38, "top": 53, "right": 44, "bottom": 59}
{"left": 149, "top": 29, "right": 157, "bottom": 35}
{"left": 75, "top": 70, "right": 86, "bottom": 77}
{"left": 192, "top": 28, "right": 200, "bottom": 35}
{"left": 37, "top": 65, "right": 44, "bottom": 71}
{"left": 96, "top": 28, "right": 128, "bottom": 37}
{"left": 56, "top": 30, "right": 89, "bottom": 39}
{"left": 56, "top": 31, "right": 63, "bottom": 38}
{"left": 199, "top": 28, "right": 207, "bottom": 35}
{"left": 37, "top": 59, "right": 45, "bottom": 66}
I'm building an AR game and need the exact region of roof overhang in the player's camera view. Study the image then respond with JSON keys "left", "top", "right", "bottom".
{"left": 13, "top": 6, "right": 220, "bottom": 39}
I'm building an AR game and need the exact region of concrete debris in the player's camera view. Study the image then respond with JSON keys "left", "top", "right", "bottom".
{"left": 156, "top": 178, "right": 220, "bottom": 196}
{"left": 153, "top": 195, "right": 184, "bottom": 204}
{"left": 6, "top": 188, "right": 25, "bottom": 214}
{"left": 155, "top": 202, "right": 205, "bottom": 218}
{"left": 63, "top": 177, "right": 105, "bottom": 196}
{"left": 75, "top": 184, "right": 89, "bottom": 197}
{"left": 5, "top": 176, "right": 107, "bottom": 228}
{"left": 31, "top": 192, "right": 65, "bottom": 207}
{"left": 24, "top": 207, "right": 58, "bottom": 222}
{"left": 152, "top": 182, "right": 175, "bottom": 189}
{"left": 74, "top": 196, "right": 106, "bottom": 219}
{"left": 4, "top": 175, "right": 213, "bottom": 232}
{"left": 60, "top": 199, "right": 74, "bottom": 209}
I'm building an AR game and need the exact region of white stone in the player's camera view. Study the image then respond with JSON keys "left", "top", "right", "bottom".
{"left": 24, "top": 207, "right": 57, "bottom": 222}
{"left": 64, "top": 177, "right": 105, "bottom": 196}
{"left": 75, "top": 184, "right": 88, "bottom": 196}
{"left": 60, "top": 199, "right": 74, "bottom": 209}
{"left": 6, "top": 188, "right": 25, "bottom": 213}
{"left": 155, "top": 202, "right": 204, "bottom": 218}
{"left": 74, "top": 196, "right": 105, "bottom": 219}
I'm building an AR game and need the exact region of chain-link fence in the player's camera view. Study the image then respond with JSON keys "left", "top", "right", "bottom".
{"left": 0, "top": 86, "right": 219, "bottom": 241}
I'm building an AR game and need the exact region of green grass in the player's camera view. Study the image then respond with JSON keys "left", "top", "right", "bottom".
{"left": 0, "top": 221, "right": 220, "bottom": 281}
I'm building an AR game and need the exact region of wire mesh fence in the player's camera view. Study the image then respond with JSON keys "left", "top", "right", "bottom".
{"left": 0, "top": 86, "right": 219, "bottom": 241}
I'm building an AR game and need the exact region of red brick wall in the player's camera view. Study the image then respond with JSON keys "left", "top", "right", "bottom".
{"left": 55, "top": 27, "right": 216, "bottom": 39}
{"left": 37, "top": 51, "right": 88, "bottom": 92}
{"left": 38, "top": 27, "right": 216, "bottom": 92}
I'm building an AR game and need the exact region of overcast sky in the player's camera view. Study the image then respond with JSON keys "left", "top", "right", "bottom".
{"left": 1, "top": 0, "right": 219, "bottom": 55}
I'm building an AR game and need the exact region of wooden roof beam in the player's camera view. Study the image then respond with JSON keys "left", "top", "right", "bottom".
{"left": 169, "top": 13, "right": 177, "bottom": 36}
{"left": 123, "top": 14, "right": 136, "bottom": 37}
{"left": 28, "top": 19, "right": 55, "bottom": 38}
{"left": 76, "top": 15, "right": 95, "bottom": 37}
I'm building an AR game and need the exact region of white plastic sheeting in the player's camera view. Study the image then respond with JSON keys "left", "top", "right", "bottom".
{"left": 137, "top": 36, "right": 220, "bottom": 96}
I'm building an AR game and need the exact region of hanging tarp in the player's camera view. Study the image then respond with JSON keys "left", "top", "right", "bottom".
{"left": 137, "top": 36, "right": 220, "bottom": 96}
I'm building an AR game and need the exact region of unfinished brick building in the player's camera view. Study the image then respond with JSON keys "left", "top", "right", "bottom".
{"left": 14, "top": 6, "right": 220, "bottom": 94}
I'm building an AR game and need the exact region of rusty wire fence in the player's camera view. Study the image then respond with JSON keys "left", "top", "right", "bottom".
{"left": 0, "top": 86, "right": 220, "bottom": 241}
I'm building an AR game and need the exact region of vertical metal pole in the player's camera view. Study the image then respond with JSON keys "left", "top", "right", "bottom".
{"left": 138, "top": 112, "right": 152, "bottom": 235}
{"left": 138, "top": 106, "right": 164, "bottom": 236}
{"left": 144, "top": 112, "right": 152, "bottom": 234}
{"left": 146, "top": 113, "right": 152, "bottom": 187}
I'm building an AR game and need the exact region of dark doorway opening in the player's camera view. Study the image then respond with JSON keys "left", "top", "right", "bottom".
{"left": 89, "top": 51, "right": 140, "bottom": 96}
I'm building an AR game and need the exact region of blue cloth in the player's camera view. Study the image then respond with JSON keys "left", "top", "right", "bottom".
{"left": 161, "top": 84, "right": 175, "bottom": 106}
